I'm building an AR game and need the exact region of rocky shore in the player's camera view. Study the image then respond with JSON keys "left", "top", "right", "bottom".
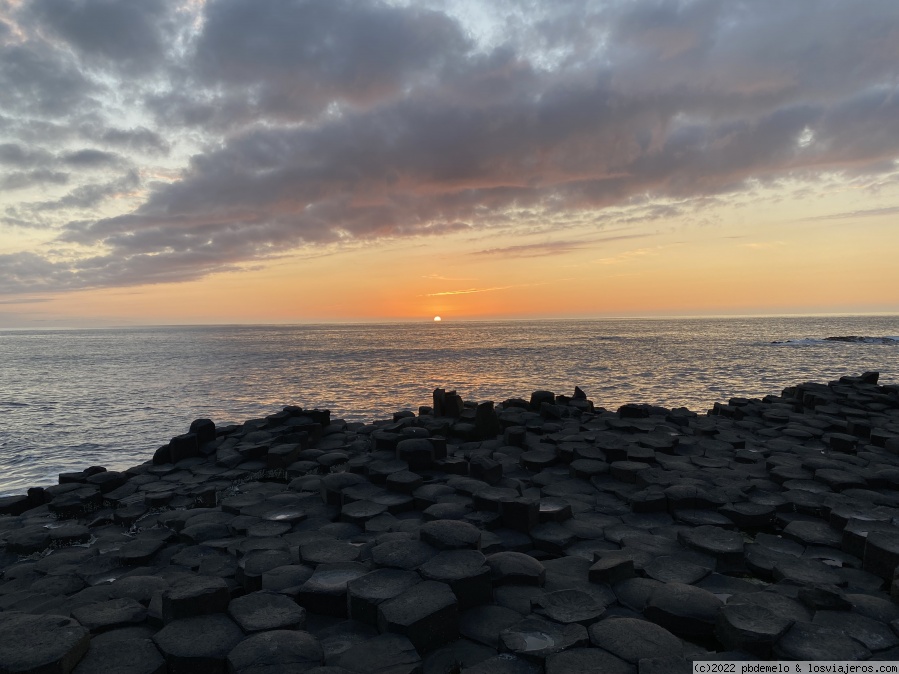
{"left": 2, "top": 374, "right": 899, "bottom": 673}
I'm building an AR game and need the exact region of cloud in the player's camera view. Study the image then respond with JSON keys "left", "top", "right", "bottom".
{"left": 809, "top": 205, "right": 899, "bottom": 221}
{"left": 0, "top": 168, "right": 69, "bottom": 190}
{"left": 2, "top": 0, "right": 899, "bottom": 293}
{"left": 25, "top": 0, "right": 173, "bottom": 74}
{"left": 61, "top": 148, "right": 122, "bottom": 168}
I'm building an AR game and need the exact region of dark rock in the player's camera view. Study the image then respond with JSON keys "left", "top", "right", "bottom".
{"left": 153, "top": 613, "right": 245, "bottom": 673}
{"left": 459, "top": 604, "right": 522, "bottom": 648}
{"left": 677, "top": 525, "right": 744, "bottom": 565}
{"left": 644, "top": 582, "right": 724, "bottom": 637}
{"left": 0, "top": 612, "right": 90, "bottom": 674}
{"left": 545, "top": 647, "right": 633, "bottom": 674}
{"left": 347, "top": 568, "right": 421, "bottom": 626}
{"left": 486, "top": 552, "right": 546, "bottom": 586}
{"left": 71, "top": 597, "right": 146, "bottom": 633}
{"left": 715, "top": 602, "right": 792, "bottom": 656}
{"left": 419, "top": 519, "right": 481, "bottom": 550}
{"left": 377, "top": 580, "right": 459, "bottom": 653}
{"left": 864, "top": 531, "right": 899, "bottom": 580}
{"left": 813, "top": 610, "right": 899, "bottom": 651}
{"left": 297, "top": 563, "right": 369, "bottom": 618}
{"left": 161, "top": 575, "right": 231, "bottom": 623}
{"left": 773, "top": 621, "right": 871, "bottom": 660}
{"left": 228, "top": 590, "right": 306, "bottom": 633}
{"left": 73, "top": 636, "right": 165, "bottom": 674}
{"left": 419, "top": 549, "right": 492, "bottom": 609}
{"left": 588, "top": 616, "right": 683, "bottom": 663}
{"left": 532, "top": 589, "right": 607, "bottom": 624}
{"left": 422, "top": 638, "right": 495, "bottom": 674}
{"left": 227, "top": 630, "right": 324, "bottom": 674}
{"left": 728, "top": 592, "right": 812, "bottom": 624}
{"left": 500, "top": 615, "right": 589, "bottom": 662}
{"left": 370, "top": 539, "right": 436, "bottom": 570}
{"left": 333, "top": 634, "right": 421, "bottom": 674}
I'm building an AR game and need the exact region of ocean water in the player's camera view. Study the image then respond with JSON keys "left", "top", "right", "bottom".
{"left": 1, "top": 315, "right": 898, "bottom": 496}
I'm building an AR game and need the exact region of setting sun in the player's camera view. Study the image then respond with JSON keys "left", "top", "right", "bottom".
{"left": 434, "top": 316, "right": 442, "bottom": 322}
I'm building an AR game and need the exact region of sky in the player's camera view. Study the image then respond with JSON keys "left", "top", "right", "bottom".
{"left": 1, "top": 0, "right": 898, "bottom": 327}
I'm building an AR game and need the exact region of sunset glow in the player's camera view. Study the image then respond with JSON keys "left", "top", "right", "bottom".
{"left": 1, "top": 1, "right": 898, "bottom": 327}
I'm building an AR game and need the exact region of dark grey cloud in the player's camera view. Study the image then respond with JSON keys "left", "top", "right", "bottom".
{"left": 2, "top": 0, "right": 899, "bottom": 294}
{"left": 61, "top": 148, "right": 122, "bottom": 168}
{"left": 0, "top": 168, "right": 69, "bottom": 190}
{"left": 148, "top": 0, "right": 470, "bottom": 128}
{"left": 26, "top": 0, "right": 172, "bottom": 74}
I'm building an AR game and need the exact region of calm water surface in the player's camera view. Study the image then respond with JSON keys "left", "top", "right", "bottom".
{"left": 1, "top": 316, "right": 898, "bottom": 495}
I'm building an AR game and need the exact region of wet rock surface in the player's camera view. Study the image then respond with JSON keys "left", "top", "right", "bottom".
{"left": 2, "top": 374, "right": 899, "bottom": 670}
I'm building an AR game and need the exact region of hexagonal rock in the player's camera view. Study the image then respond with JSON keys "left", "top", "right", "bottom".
{"left": 419, "top": 550, "right": 492, "bottom": 609}
{"left": 727, "top": 592, "right": 812, "bottom": 625}
{"left": 73, "top": 637, "right": 165, "bottom": 674}
{"left": 296, "top": 563, "right": 369, "bottom": 618}
{"left": 300, "top": 540, "right": 361, "bottom": 565}
{"left": 813, "top": 610, "right": 899, "bottom": 652}
{"left": 70, "top": 597, "right": 147, "bottom": 633}
{"left": 715, "top": 602, "right": 793, "bottom": 656}
{"left": 422, "top": 638, "right": 496, "bottom": 674}
{"left": 347, "top": 569, "right": 421, "bottom": 626}
{"left": 238, "top": 549, "right": 294, "bottom": 591}
{"left": 532, "top": 589, "right": 607, "bottom": 625}
{"left": 644, "top": 582, "right": 724, "bottom": 637}
{"left": 161, "top": 575, "right": 231, "bottom": 623}
{"left": 466, "top": 653, "right": 541, "bottom": 674}
{"left": 369, "top": 539, "right": 436, "bottom": 571}
{"left": 644, "top": 556, "right": 710, "bottom": 585}
{"left": 863, "top": 531, "right": 899, "bottom": 580}
{"left": 227, "top": 630, "right": 324, "bottom": 674}
{"left": 782, "top": 520, "right": 843, "bottom": 548}
{"left": 588, "top": 617, "right": 683, "bottom": 663}
{"left": 419, "top": 519, "right": 481, "bottom": 550}
{"left": 486, "top": 552, "right": 546, "bottom": 586}
{"left": 771, "top": 557, "right": 843, "bottom": 586}
{"left": 499, "top": 615, "right": 589, "bottom": 662}
{"left": 227, "top": 590, "right": 306, "bottom": 633}
{"left": 587, "top": 553, "right": 637, "bottom": 587}
{"left": 545, "top": 647, "right": 633, "bottom": 674}
{"left": 773, "top": 621, "right": 871, "bottom": 660}
{"left": 332, "top": 633, "right": 421, "bottom": 673}
{"left": 677, "top": 525, "right": 744, "bottom": 565}
{"left": 153, "top": 613, "right": 245, "bottom": 673}
{"left": 459, "top": 604, "right": 523, "bottom": 648}
{"left": 377, "top": 580, "right": 459, "bottom": 654}
{"left": 0, "top": 612, "right": 90, "bottom": 674}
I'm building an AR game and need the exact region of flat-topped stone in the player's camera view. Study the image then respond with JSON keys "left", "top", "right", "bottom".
{"left": 0, "top": 612, "right": 90, "bottom": 674}
{"left": 773, "top": 621, "right": 872, "bottom": 660}
{"left": 419, "top": 519, "right": 481, "bottom": 550}
{"left": 153, "top": 613, "right": 245, "bottom": 673}
{"left": 715, "top": 602, "right": 793, "bottom": 656}
{"left": 347, "top": 568, "right": 421, "bottom": 626}
{"left": 588, "top": 616, "right": 683, "bottom": 663}
{"left": 332, "top": 634, "right": 421, "bottom": 674}
{"left": 227, "top": 590, "right": 306, "bottom": 632}
{"left": 227, "top": 630, "right": 324, "bottom": 674}
{"left": 419, "top": 549, "right": 492, "bottom": 609}
{"left": 644, "top": 582, "right": 724, "bottom": 637}
{"left": 531, "top": 589, "right": 607, "bottom": 624}
{"left": 73, "top": 636, "right": 165, "bottom": 674}
{"left": 161, "top": 574, "right": 230, "bottom": 622}
{"left": 71, "top": 597, "right": 147, "bottom": 633}
{"left": 499, "top": 615, "right": 589, "bottom": 662}
{"left": 377, "top": 580, "right": 459, "bottom": 653}
{"left": 297, "top": 563, "right": 369, "bottom": 618}
{"left": 486, "top": 552, "right": 546, "bottom": 586}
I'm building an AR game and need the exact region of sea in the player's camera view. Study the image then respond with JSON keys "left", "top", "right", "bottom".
{"left": 1, "top": 315, "right": 898, "bottom": 497}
